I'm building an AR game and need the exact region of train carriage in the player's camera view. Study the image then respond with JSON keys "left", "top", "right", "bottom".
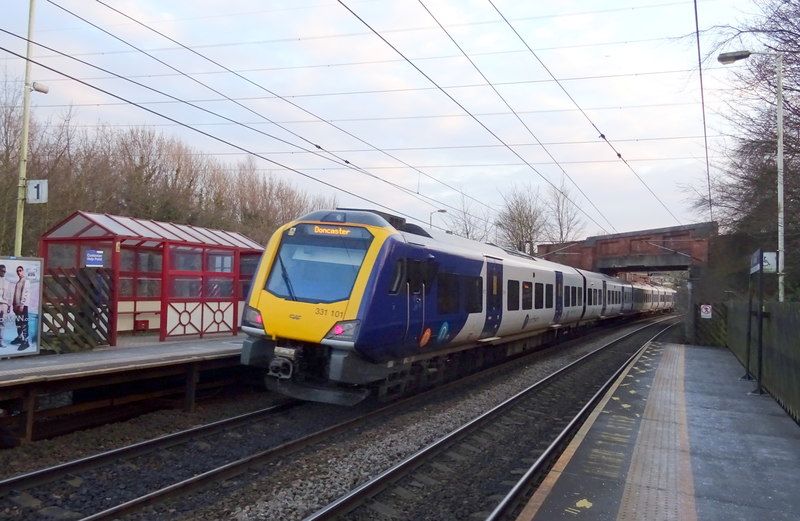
{"left": 241, "top": 209, "right": 676, "bottom": 405}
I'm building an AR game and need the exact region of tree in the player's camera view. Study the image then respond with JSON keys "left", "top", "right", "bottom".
{"left": 696, "top": 0, "right": 800, "bottom": 298}
{"left": 495, "top": 183, "right": 548, "bottom": 252}
{"left": 444, "top": 191, "right": 495, "bottom": 242}
{"left": 544, "top": 180, "right": 585, "bottom": 244}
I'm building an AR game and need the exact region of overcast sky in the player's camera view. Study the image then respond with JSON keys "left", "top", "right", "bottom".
{"left": 2, "top": 0, "right": 763, "bottom": 237}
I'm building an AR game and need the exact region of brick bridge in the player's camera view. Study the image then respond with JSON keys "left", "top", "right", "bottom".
{"left": 536, "top": 222, "right": 717, "bottom": 274}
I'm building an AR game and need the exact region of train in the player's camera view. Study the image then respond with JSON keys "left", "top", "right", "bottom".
{"left": 240, "top": 209, "right": 676, "bottom": 405}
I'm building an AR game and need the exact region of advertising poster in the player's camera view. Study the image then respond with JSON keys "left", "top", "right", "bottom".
{"left": 0, "top": 257, "right": 42, "bottom": 358}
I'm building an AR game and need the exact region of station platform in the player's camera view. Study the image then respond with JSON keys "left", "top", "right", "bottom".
{"left": 519, "top": 342, "right": 800, "bottom": 521}
{"left": 0, "top": 336, "right": 244, "bottom": 442}
{"left": 0, "top": 336, "right": 242, "bottom": 388}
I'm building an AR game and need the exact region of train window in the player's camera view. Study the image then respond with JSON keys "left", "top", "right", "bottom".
{"left": 389, "top": 259, "right": 405, "bottom": 294}
{"left": 465, "top": 276, "right": 483, "bottom": 313}
{"left": 533, "top": 282, "right": 543, "bottom": 309}
{"left": 407, "top": 260, "right": 424, "bottom": 294}
{"left": 577, "top": 287, "right": 583, "bottom": 306}
{"left": 545, "top": 284, "right": 554, "bottom": 309}
{"left": 492, "top": 275, "right": 499, "bottom": 296}
{"left": 522, "top": 281, "right": 533, "bottom": 310}
{"left": 571, "top": 286, "right": 577, "bottom": 307}
{"left": 564, "top": 285, "right": 571, "bottom": 307}
{"left": 508, "top": 280, "right": 520, "bottom": 311}
{"left": 588, "top": 288, "right": 592, "bottom": 306}
{"left": 437, "top": 273, "right": 460, "bottom": 314}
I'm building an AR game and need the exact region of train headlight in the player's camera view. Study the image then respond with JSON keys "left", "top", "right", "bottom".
{"left": 242, "top": 306, "right": 264, "bottom": 329}
{"left": 324, "top": 320, "right": 360, "bottom": 342}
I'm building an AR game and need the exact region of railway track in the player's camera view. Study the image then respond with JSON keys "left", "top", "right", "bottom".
{"left": 0, "top": 317, "right": 674, "bottom": 521}
{"left": 305, "top": 318, "right": 678, "bottom": 521}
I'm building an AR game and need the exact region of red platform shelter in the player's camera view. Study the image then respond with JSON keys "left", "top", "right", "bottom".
{"left": 40, "top": 211, "right": 263, "bottom": 346}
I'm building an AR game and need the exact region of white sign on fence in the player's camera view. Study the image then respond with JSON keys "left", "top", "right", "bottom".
{"left": 700, "top": 304, "right": 712, "bottom": 319}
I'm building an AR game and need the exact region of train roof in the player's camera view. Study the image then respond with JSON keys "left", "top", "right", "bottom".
{"left": 300, "top": 209, "right": 674, "bottom": 291}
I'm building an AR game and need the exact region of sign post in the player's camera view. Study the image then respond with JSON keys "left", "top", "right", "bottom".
{"left": 747, "top": 249, "right": 773, "bottom": 395}
{"left": 0, "top": 256, "right": 43, "bottom": 358}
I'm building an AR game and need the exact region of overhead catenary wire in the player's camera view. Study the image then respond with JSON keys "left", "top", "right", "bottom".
{"left": 417, "top": 0, "right": 618, "bottom": 233}
{"left": 37, "top": 0, "right": 697, "bottom": 35}
{"left": 486, "top": 0, "right": 682, "bottom": 225}
{"left": 39, "top": 3, "right": 492, "bottom": 225}
{"left": 0, "top": 45, "right": 443, "bottom": 231}
{"left": 10, "top": 1, "right": 694, "bottom": 61}
{"left": 86, "top": 0, "right": 500, "bottom": 219}
{"left": 693, "top": 0, "right": 714, "bottom": 221}
{"left": 1, "top": 28, "right": 480, "bottom": 225}
{"left": 337, "top": 0, "right": 612, "bottom": 235}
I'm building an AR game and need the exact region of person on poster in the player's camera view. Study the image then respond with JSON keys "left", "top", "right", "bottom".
{"left": 0, "top": 265, "right": 8, "bottom": 347}
{"left": 11, "top": 265, "right": 30, "bottom": 351}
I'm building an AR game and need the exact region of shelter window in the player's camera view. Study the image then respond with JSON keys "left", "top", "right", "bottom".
{"left": 507, "top": 280, "right": 520, "bottom": 311}
{"left": 47, "top": 243, "right": 78, "bottom": 269}
{"left": 119, "top": 277, "right": 134, "bottom": 298}
{"left": 172, "top": 276, "right": 202, "bottom": 298}
{"left": 522, "top": 281, "right": 533, "bottom": 310}
{"left": 171, "top": 246, "right": 202, "bottom": 272}
{"left": 207, "top": 250, "right": 234, "bottom": 273}
{"left": 205, "top": 277, "right": 234, "bottom": 298}
{"left": 137, "top": 278, "right": 161, "bottom": 298}
{"left": 465, "top": 276, "right": 483, "bottom": 313}
{"left": 545, "top": 284, "right": 554, "bottom": 309}
{"left": 121, "top": 249, "right": 136, "bottom": 271}
{"left": 437, "top": 273, "right": 460, "bottom": 314}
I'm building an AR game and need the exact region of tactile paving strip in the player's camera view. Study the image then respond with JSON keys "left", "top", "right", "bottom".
{"left": 615, "top": 344, "right": 697, "bottom": 521}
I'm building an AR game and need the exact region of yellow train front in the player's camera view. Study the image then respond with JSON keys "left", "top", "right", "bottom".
{"left": 240, "top": 209, "right": 406, "bottom": 405}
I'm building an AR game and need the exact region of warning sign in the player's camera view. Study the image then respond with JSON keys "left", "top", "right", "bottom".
{"left": 700, "top": 304, "right": 712, "bottom": 319}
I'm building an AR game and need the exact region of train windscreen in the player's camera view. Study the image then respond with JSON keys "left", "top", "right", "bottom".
{"left": 265, "top": 224, "right": 373, "bottom": 303}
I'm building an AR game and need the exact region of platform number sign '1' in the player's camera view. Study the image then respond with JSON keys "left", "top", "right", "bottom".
{"left": 26, "top": 180, "right": 48, "bottom": 204}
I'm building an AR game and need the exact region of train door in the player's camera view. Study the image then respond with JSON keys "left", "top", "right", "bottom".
{"left": 404, "top": 258, "right": 435, "bottom": 346}
{"left": 554, "top": 271, "right": 564, "bottom": 322}
{"left": 481, "top": 260, "right": 503, "bottom": 338}
{"left": 601, "top": 280, "right": 607, "bottom": 316}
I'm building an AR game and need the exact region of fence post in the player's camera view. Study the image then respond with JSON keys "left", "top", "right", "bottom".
{"left": 742, "top": 278, "right": 754, "bottom": 381}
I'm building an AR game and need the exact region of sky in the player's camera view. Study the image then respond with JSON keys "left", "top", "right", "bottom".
{"left": 1, "top": 0, "right": 765, "bottom": 237}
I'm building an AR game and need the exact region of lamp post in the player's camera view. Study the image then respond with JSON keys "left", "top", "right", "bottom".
{"left": 718, "top": 50, "right": 785, "bottom": 302}
{"left": 15, "top": 0, "right": 48, "bottom": 256}
{"left": 429, "top": 209, "right": 447, "bottom": 228}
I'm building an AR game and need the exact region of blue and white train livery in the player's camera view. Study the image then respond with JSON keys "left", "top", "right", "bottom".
{"left": 241, "top": 209, "right": 676, "bottom": 404}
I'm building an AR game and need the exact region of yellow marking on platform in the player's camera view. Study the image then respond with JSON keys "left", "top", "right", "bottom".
{"left": 575, "top": 499, "right": 593, "bottom": 509}
{"left": 629, "top": 390, "right": 637, "bottom": 394}
{"left": 621, "top": 404, "right": 631, "bottom": 409}
{"left": 611, "top": 396, "right": 620, "bottom": 401}
{"left": 514, "top": 345, "right": 652, "bottom": 521}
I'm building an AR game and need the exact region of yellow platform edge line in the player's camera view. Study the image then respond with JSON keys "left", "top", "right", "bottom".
{"left": 514, "top": 344, "right": 655, "bottom": 521}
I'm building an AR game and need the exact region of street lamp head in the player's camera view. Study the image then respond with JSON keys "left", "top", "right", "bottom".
{"left": 31, "top": 81, "right": 49, "bottom": 94}
{"left": 717, "top": 50, "right": 752, "bottom": 65}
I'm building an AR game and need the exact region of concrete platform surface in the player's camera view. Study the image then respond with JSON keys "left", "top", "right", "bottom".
{"left": 0, "top": 336, "right": 243, "bottom": 386}
{"left": 520, "top": 342, "right": 800, "bottom": 521}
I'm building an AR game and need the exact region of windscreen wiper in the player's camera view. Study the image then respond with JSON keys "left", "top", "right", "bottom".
{"left": 277, "top": 253, "right": 297, "bottom": 301}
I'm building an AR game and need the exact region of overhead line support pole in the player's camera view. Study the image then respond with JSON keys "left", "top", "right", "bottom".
{"left": 15, "top": 0, "right": 36, "bottom": 256}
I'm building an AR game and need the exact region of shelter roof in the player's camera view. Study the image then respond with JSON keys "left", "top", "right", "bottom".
{"left": 42, "top": 211, "right": 263, "bottom": 251}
